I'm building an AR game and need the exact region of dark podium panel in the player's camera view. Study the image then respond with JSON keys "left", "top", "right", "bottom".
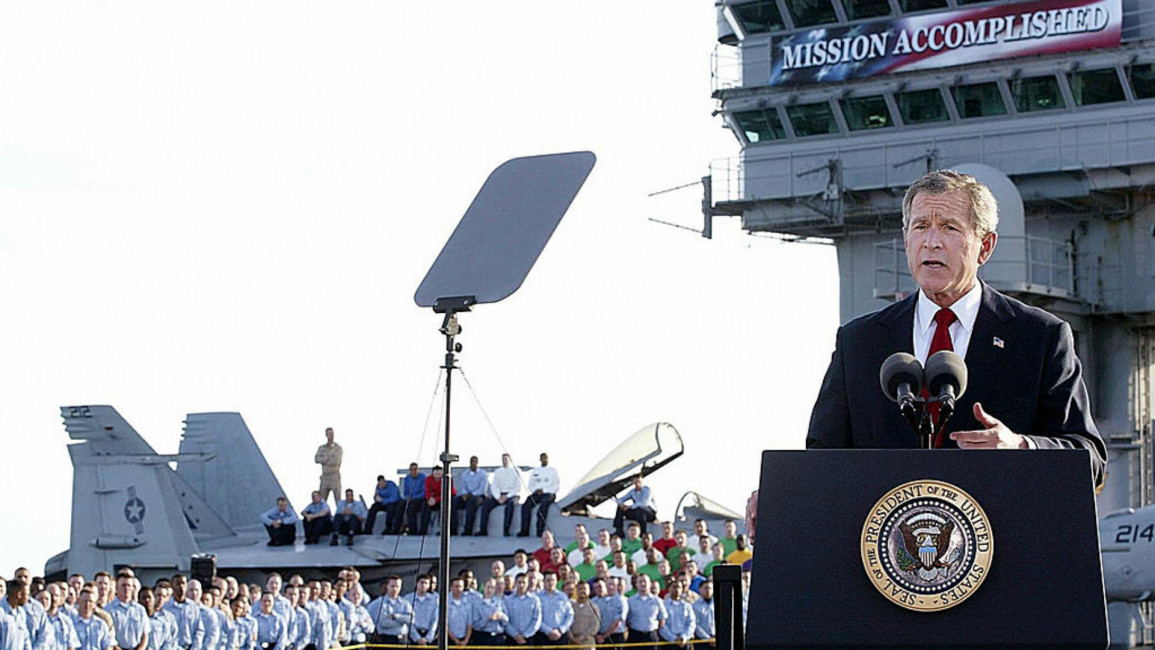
{"left": 748, "top": 450, "right": 1106, "bottom": 650}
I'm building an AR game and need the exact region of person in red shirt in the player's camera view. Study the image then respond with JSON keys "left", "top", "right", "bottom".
{"left": 653, "top": 521, "right": 677, "bottom": 558}
{"left": 542, "top": 546, "right": 567, "bottom": 575}
{"left": 424, "top": 466, "right": 458, "bottom": 535}
{"left": 532, "top": 530, "right": 557, "bottom": 569}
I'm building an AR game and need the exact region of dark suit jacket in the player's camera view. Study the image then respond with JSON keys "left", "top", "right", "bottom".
{"left": 805, "top": 283, "right": 1107, "bottom": 485}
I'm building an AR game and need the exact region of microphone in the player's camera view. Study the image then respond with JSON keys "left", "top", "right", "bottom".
{"left": 924, "top": 350, "right": 968, "bottom": 425}
{"left": 880, "top": 353, "right": 924, "bottom": 425}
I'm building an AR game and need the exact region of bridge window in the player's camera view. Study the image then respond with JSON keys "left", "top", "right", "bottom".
{"left": 899, "top": 0, "right": 947, "bottom": 11}
{"left": 840, "top": 95, "right": 893, "bottom": 131}
{"left": 841, "top": 0, "right": 890, "bottom": 20}
{"left": 1069, "top": 68, "right": 1126, "bottom": 106}
{"left": 784, "top": 0, "right": 837, "bottom": 28}
{"left": 1129, "top": 63, "right": 1155, "bottom": 100}
{"left": 896, "top": 88, "right": 949, "bottom": 124}
{"left": 729, "top": 1, "right": 785, "bottom": 35}
{"left": 1010, "top": 75, "right": 1065, "bottom": 112}
{"left": 786, "top": 101, "right": 840, "bottom": 136}
{"left": 732, "top": 109, "right": 787, "bottom": 143}
{"left": 951, "top": 82, "right": 1007, "bottom": 119}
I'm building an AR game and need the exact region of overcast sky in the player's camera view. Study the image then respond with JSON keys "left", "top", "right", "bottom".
{"left": 0, "top": 2, "right": 839, "bottom": 574}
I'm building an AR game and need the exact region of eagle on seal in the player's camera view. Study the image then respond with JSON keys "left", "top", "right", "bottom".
{"left": 898, "top": 512, "right": 955, "bottom": 581}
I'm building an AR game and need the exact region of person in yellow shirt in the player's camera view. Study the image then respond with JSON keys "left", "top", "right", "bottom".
{"left": 725, "top": 534, "right": 752, "bottom": 566}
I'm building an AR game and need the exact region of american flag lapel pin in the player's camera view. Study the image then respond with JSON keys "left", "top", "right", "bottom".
{"left": 993, "top": 336, "right": 1004, "bottom": 349}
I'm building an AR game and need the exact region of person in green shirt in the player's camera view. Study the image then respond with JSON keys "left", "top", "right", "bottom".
{"left": 720, "top": 520, "right": 740, "bottom": 557}
{"left": 636, "top": 548, "right": 663, "bottom": 586}
{"left": 620, "top": 523, "right": 643, "bottom": 558}
{"left": 573, "top": 547, "right": 598, "bottom": 582}
{"left": 566, "top": 529, "right": 595, "bottom": 566}
{"left": 563, "top": 523, "right": 589, "bottom": 555}
{"left": 656, "top": 559, "right": 673, "bottom": 593}
{"left": 703, "top": 542, "right": 727, "bottom": 577}
{"left": 665, "top": 530, "right": 693, "bottom": 572}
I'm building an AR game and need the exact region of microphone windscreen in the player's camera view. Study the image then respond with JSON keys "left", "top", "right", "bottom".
{"left": 879, "top": 352, "right": 923, "bottom": 402}
{"left": 925, "top": 350, "right": 968, "bottom": 397}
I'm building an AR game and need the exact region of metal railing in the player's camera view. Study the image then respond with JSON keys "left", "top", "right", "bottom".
{"left": 872, "top": 235, "right": 1075, "bottom": 301}
{"left": 711, "top": 112, "right": 1155, "bottom": 204}
{"left": 709, "top": 157, "right": 744, "bottom": 206}
{"left": 873, "top": 239, "right": 914, "bottom": 300}
{"left": 711, "top": 44, "right": 742, "bottom": 95}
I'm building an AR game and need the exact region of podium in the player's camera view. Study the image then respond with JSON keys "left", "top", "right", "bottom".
{"left": 746, "top": 449, "right": 1107, "bottom": 650}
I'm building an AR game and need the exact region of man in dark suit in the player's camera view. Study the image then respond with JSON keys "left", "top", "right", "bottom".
{"left": 805, "top": 169, "right": 1107, "bottom": 486}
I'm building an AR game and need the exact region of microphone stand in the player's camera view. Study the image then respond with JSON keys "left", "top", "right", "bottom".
{"left": 917, "top": 399, "right": 934, "bottom": 450}
{"left": 918, "top": 395, "right": 958, "bottom": 449}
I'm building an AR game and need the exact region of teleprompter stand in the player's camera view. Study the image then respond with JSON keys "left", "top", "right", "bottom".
{"left": 414, "top": 151, "right": 596, "bottom": 650}
{"left": 743, "top": 449, "right": 1106, "bottom": 650}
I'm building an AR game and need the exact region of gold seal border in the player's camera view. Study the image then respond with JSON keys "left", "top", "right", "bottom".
{"left": 860, "top": 479, "right": 994, "bottom": 613}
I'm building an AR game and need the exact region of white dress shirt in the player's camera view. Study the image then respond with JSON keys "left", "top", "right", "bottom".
{"left": 913, "top": 281, "right": 983, "bottom": 364}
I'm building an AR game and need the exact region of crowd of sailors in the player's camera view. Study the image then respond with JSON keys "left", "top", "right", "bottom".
{"left": 1, "top": 518, "right": 753, "bottom": 650}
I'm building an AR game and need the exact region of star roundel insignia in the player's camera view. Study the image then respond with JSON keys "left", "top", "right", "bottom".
{"left": 125, "top": 496, "right": 146, "bottom": 524}
{"left": 860, "top": 479, "right": 993, "bottom": 612}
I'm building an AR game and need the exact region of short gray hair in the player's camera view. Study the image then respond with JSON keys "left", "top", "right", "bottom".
{"left": 902, "top": 169, "right": 999, "bottom": 237}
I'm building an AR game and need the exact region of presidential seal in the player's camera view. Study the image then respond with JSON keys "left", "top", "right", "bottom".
{"left": 860, "top": 480, "right": 993, "bottom": 612}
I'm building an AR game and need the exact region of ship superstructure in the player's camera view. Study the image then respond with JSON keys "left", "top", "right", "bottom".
{"left": 708, "top": 0, "right": 1155, "bottom": 645}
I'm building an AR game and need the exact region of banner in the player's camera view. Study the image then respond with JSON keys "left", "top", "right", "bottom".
{"left": 769, "top": 0, "right": 1122, "bottom": 86}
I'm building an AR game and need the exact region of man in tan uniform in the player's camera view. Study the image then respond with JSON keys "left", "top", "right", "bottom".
{"left": 315, "top": 427, "right": 343, "bottom": 504}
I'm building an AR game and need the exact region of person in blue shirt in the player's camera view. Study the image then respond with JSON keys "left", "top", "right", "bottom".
{"left": 12, "top": 570, "right": 49, "bottom": 650}
{"left": 38, "top": 584, "right": 78, "bottom": 650}
{"left": 454, "top": 456, "right": 489, "bottom": 536}
{"left": 137, "top": 588, "right": 169, "bottom": 650}
{"left": 364, "top": 476, "right": 401, "bottom": 535}
{"left": 613, "top": 476, "right": 657, "bottom": 538}
{"left": 400, "top": 464, "right": 428, "bottom": 535}
{"left": 691, "top": 580, "right": 715, "bottom": 644}
{"left": 73, "top": 589, "right": 113, "bottom": 650}
{"left": 625, "top": 575, "right": 666, "bottom": 650}
{"left": 470, "top": 579, "right": 507, "bottom": 646}
{"left": 535, "top": 573, "right": 572, "bottom": 647}
{"left": 260, "top": 498, "right": 299, "bottom": 547}
{"left": 149, "top": 582, "right": 177, "bottom": 650}
{"left": 658, "top": 581, "right": 695, "bottom": 648}
{"left": 191, "top": 586, "right": 218, "bottom": 650}
{"left": 502, "top": 575, "right": 539, "bottom": 646}
{"left": 591, "top": 578, "right": 627, "bottom": 647}
{"left": 106, "top": 571, "right": 149, "bottom": 650}
{"left": 0, "top": 603, "right": 13, "bottom": 650}
{"left": 406, "top": 576, "right": 437, "bottom": 645}
{"left": 332, "top": 489, "right": 368, "bottom": 546}
{"left": 365, "top": 576, "right": 410, "bottom": 645}
{"left": 305, "top": 582, "right": 331, "bottom": 650}
{"left": 253, "top": 594, "right": 285, "bottom": 650}
{"left": 162, "top": 575, "right": 204, "bottom": 650}
{"left": 300, "top": 491, "right": 333, "bottom": 545}
{"left": 228, "top": 598, "right": 256, "bottom": 650}
{"left": 1, "top": 580, "right": 31, "bottom": 650}
{"left": 444, "top": 579, "right": 472, "bottom": 647}
{"left": 319, "top": 583, "right": 343, "bottom": 649}
{"left": 281, "top": 585, "right": 309, "bottom": 650}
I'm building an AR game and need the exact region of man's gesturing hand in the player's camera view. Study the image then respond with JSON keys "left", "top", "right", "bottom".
{"left": 950, "top": 402, "right": 1028, "bottom": 449}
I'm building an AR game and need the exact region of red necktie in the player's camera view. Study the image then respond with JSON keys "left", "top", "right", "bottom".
{"left": 927, "top": 308, "right": 956, "bottom": 447}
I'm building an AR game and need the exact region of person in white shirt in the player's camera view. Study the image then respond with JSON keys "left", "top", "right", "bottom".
{"left": 480, "top": 454, "right": 523, "bottom": 537}
{"left": 505, "top": 551, "right": 530, "bottom": 580}
{"left": 691, "top": 536, "right": 714, "bottom": 574}
{"left": 592, "top": 530, "right": 613, "bottom": 563}
{"left": 517, "top": 453, "right": 559, "bottom": 538}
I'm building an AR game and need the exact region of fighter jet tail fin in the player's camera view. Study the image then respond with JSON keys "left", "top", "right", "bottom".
{"left": 177, "top": 412, "right": 293, "bottom": 530}
{"left": 61, "top": 405, "right": 238, "bottom": 579}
